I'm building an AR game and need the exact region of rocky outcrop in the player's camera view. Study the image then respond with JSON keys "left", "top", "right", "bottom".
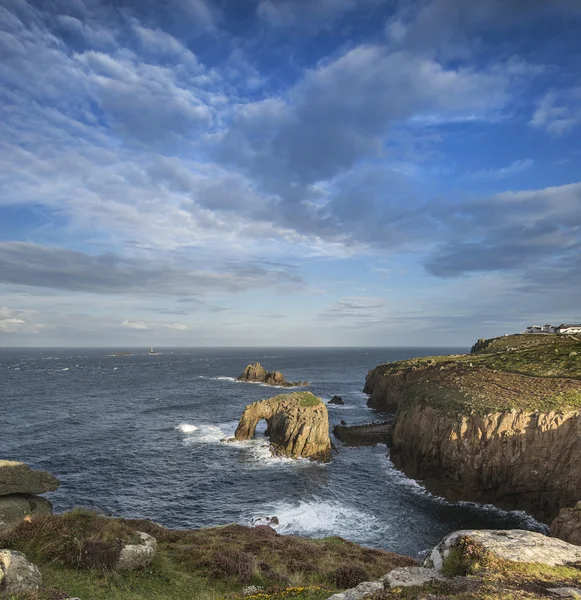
{"left": 237, "top": 363, "right": 308, "bottom": 387}
{"left": 329, "top": 395, "right": 345, "bottom": 405}
{"left": 0, "top": 550, "right": 42, "bottom": 594}
{"left": 0, "top": 461, "right": 59, "bottom": 532}
{"left": 363, "top": 361, "right": 439, "bottom": 412}
{"left": 551, "top": 502, "right": 581, "bottom": 546}
{"left": 116, "top": 531, "right": 157, "bottom": 570}
{"left": 234, "top": 392, "right": 331, "bottom": 462}
{"left": 0, "top": 461, "right": 60, "bottom": 496}
{"left": 332, "top": 421, "right": 393, "bottom": 446}
{"left": 424, "top": 529, "right": 581, "bottom": 571}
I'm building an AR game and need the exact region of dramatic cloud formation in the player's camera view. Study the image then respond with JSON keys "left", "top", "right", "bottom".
{"left": 1, "top": 0, "right": 580, "bottom": 346}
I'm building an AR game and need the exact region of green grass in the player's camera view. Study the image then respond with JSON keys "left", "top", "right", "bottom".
{"left": 268, "top": 392, "right": 322, "bottom": 408}
{"left": 374, "top": 334, "right": 581, "bottom": 414}
{"left": 0, "top": 509, "right": 415, "bottom": 600}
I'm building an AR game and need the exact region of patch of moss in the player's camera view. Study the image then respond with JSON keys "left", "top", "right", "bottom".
{"left": 268, "top": 392, "right": 322, "bottom": 408}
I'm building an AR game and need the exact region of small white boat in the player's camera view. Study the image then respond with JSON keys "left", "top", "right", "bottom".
{"left": 148, "top": 346, "right": 160, "bottom": 355}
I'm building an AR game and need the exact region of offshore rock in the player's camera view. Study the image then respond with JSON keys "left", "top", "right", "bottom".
{"left": 234, "top": 392, "right": 331, "bottom": 462}
{"left": 332, "top": 421, "right": 393, "bottom": 446}
{"left": 0, "top": 550, "right": 42, "bottom": 594}
{"left": 0, "top": 461, "right": 60, "bottom": 496}
{"left": 550, "top": 502, "right": 581, "bottom": 546}
{"left": 237, "top": 362, "right": 307, "bottom": 387}
{"left": 425, "top": 529, "right": 581, "bottom": 571}
{"left": 0, "top": 495, "right": 53, "bottom": 533}
{"left": 328, "top": 395, "right": 345, "bottom": 405}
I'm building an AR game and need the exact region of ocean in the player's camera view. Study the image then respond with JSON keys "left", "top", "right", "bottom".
{"left": 0, "top": 346, "right": 543, "bottom": 558}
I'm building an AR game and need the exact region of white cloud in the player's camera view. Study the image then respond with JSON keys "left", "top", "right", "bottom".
{"left": 530, "top": 88, "right": 581, "bottom": 135}
{"left": 121, "top": 319, "right": 149, "bottom": 329}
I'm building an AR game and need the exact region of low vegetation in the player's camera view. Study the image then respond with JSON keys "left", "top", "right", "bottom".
{"left": 0, "top": 509, "right": 415, "bottom": 600}
{"left": 270, "top": 392, "right": 322, "bottom": 408}
{"left": 377, "top": 334, "right": 581, "bottom": 414}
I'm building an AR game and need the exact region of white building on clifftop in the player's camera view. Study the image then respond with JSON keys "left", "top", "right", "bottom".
{"left": 557, "top": 324, "right": 581, "bottom": 335}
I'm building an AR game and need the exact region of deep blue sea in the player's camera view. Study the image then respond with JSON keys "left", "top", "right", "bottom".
{"left": 0, "top": 347, "right": 542, "bottom": 558}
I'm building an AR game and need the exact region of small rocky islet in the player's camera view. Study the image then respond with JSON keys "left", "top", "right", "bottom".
{"left": 236, "top": 362, "right": 308, "bottom": 387}
{"left": 3, "top": 333, "right": 581, "bottom": 599}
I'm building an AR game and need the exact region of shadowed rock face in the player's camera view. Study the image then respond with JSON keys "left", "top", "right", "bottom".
{"left": 237, "top": 363, "right": 307, "bottom": 387}
{"left": 234, "top": 392, "right": 331, "bottom": 462}
{"left": 550, "top": 502, "right": 581, "bottom": 546}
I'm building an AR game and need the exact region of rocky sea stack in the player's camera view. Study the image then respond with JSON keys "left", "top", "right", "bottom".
{"left": 234, "top": 392, "right": 332, "bottom": 462}
{"left": 0, "top": 461, "right": 60, "bottom": 533}
{"left": 363, "top": 333, "right": 581, "bottom": 523}
{"left": 237, "top": 362, "right": 308, "bottom": 387}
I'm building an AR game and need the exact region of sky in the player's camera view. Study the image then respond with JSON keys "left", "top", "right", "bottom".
{"left": 1, "top": 0, "right": 580, "bottom": 347}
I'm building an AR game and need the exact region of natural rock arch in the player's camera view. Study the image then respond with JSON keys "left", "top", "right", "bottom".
{"left": 234, "top": 392, "right": 331, "bottom": 462}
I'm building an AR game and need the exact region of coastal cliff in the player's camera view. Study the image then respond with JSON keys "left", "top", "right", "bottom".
{"left": 364, "top": 334, "right": 581, "bottom": 523}
{"left": 234, "top": 392, "right": 332, "bottom": 462}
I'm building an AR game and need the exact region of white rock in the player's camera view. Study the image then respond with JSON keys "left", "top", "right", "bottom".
{"left": 548, "top": 589, "right": 581, "bottom": 599}
{"left": 383, "top": 566, "right": 441, "bottom": 588}
{"left": 0, "top": 549, "right": 42, "bottom": 594}
{"left": 425, "top": 529, "right": 581, "bottom": 572}
{"left": 326, "top": 580, "right": 383, "bottom": 600}
{"left": 116, "top": 531, "right": 157, "bottom": 571}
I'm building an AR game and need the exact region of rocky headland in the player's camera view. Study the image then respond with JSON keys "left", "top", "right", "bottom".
{"left": 237, "top": 362, "right": 308, "bottom": 387}
{"left": 234, "top": 391, "right": 332, "bottom": 461}
{"left": 363, "top": 333, "right": 581, "bottom": 524}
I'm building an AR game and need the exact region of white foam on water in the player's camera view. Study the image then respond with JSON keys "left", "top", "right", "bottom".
{"left": 382, "top": 454, "right": 546, "bottom": 532}
{"left": 242, "top": 498, "right": 383, "bottom": 540}
{"left": 177, "top": 423, "right": 198, "bottom": 433}
{"left": 61, "top": 368, "right": 70, "bottom": 371}
{"left": 176, "top": 422, "right": 233, "bottom": 444}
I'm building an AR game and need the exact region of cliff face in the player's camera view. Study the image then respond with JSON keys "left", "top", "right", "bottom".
{"left": 364, "top": 363, "right": 433, "bottom": 412}
{"left": 234, "top": 392, "right": 331, "bottom": 462}
{"left": 391, "top": 403, "right": 581, "bottom": 522}
{"left": 364, "top": 337, "right": 581, "bottom": 523}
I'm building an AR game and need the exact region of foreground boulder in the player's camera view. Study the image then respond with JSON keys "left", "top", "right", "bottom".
{"left": 551, "top": 502, "right": 581, "bottom": 546}
{"left": 237, "top": 362, "right": 307, "bottom": 387}
{"left": 0, "top": 550, "right": 42, "bottom": 594}
{"left": 116, "top": 531, "right": 157, "bottom": 571}
{"left": 0, "top": 495, "right": 53, "bottom": 532}
{"left": 425, "top": 529, "right": 581, "bottom": 571}
{"left": 0, "top": 461, "right": 59, "bottom": 532}
{"left": 234, "top": 392, "right": 332, "bottom": 461}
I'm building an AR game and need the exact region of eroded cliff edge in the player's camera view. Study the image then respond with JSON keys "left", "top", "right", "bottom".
{"left": 364, "top": 334, "right": 581, "bottom": 523}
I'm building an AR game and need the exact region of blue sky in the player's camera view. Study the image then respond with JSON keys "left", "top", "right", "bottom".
{"left": 1, "top": 0, "right": 580, "bottom": 347}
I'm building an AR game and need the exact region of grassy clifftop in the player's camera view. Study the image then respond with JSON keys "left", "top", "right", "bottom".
{"left": 373, "top": 334, "right": 581, "bottom": 414}
{"left": 0, "top": 509, "right": 414, "bottom": 600}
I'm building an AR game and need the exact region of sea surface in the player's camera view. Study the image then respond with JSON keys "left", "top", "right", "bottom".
{"left": 0, "top": 347, "right": 543, "bottom": 558}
